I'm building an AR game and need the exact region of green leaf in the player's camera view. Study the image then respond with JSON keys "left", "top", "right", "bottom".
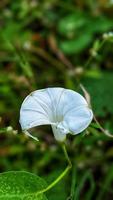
{"left": 0, "top": 171, "right": 48, "bottom": 200}
{"left": 58, "top": 12, "right": 113, "bottom": 38}
{"left": 58, "top": 12, "right": 87, "bottom": 37}
{"left": 87, "top": 16, "right": 113, "bottom": 34}
{"left": 59, "top": 33, "right": 92, "bottom": 54}
{"left": 83, "top": 72, "right": 113, "bottom": 116}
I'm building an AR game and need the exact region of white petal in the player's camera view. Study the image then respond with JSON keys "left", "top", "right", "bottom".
{"left": 56, "top": 89, "right": 87, "bottom": 118}
{"left": 63, "top": 106, "right": 93, "bottom": 134}
{"left": 46, "top": 87, "right": 64, "bottom": 122}
{"left": 52, "top": 125, "right": 66, "bottom": 142}
{"left": 19, "top": 87, "right": 93, "bottom": 141}
{"left": 19, "top": 89, "right": 56, "bottom": 140}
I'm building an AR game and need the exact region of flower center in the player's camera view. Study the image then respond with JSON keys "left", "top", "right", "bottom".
{"left": 56, "top": 121, "right": 69, "bottom": 135}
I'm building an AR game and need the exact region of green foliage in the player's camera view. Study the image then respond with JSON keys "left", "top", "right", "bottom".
{"left": 57, "top": 11, "right": 113, "bottom": 54}
{"left": 0, "top": 171, "right": 48, "bottom": 200}
{"left": 58, "top": 11, "right": 87, "bottom": 36}
{"left": 59, "top": 33, "right": 93, "bottom": 54}
{"left": 1, "top": 0, "right": 113, "bottom": 199}
{"left": 83, "top": 72, "right": 113, "bottom": 116}
{"left": 97, "top": 165, "right": 113, "bottom": 200}
{"left": 74, "top": 170, "right": 95, "bottom": 200}
{"left": 45, "top": 169, "right": 67, "bottom": 200}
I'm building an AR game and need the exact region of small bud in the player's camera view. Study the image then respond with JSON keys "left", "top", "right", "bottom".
{"left": 75, "top": 67, "right": 84, "bottom": 75}
{"left": 103, "top": 33, "right": 108, "bottom": 39}
{"left": 78, "top": 162, "right": 85, "bottom": 169}
{"left": 13, "top": 130, "right": 18, "bottom": 135}
{"left": 103, "top": 32, "right": 113, "bottom": 40}
{"left": 108, "top": 32, "right": 113, "bottom": 37}
{"left": 90, "top": 49, "right": 98, "bottom": 57}
{"left": 23, "top": 41, "right": 31, "bottom": 50}
{"left": 6, "top": 126, "right": 13, "bottom": 132}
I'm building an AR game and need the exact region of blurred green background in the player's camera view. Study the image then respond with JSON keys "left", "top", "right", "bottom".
{"left": 0, "top": 0, "right": 113, "bottom": 199}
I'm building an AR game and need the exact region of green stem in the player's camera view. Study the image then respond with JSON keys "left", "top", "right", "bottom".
{"left": 84, "top": 56, "right": 92, "bottom": 69}
{"left": 70, "top": 162, "right": 76, "bottom": 199}
{"left": 37, "top": 143, "right": 72, "bottom": 194}
{"left": 84, "top": 38, "right": 106, "bottom": 69}
{"left": 61, "top": 143, "right": 72, "bottom": 167}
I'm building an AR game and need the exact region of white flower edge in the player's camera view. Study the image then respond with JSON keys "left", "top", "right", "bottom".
{"left": 19, "top": 87, "right": 93, "bottom": 141}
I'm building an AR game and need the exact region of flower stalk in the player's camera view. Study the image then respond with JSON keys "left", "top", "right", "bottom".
{"left": 37, "top": 142, "right": 72, "bottom": 195}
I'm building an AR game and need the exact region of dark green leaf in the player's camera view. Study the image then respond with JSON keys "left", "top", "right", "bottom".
{"left": 83, "top": 72, "right": 113, "bottom": 116}
{"left": 59, "top": 33, "right": 92, "bottom": 54}
{"left": 0, "top": 171, "right": 48, "bottom": 200}
{"left": 58, "top": 12, "right": 87, "bottom": 37}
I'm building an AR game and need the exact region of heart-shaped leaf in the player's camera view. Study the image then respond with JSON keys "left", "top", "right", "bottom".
{"left": 0, "top": 171, "right": 48, "bottom": 200}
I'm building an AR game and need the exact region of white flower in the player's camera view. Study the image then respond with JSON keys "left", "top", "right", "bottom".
{"left": 19, "top": 87, "right": 93, "bottom": 142}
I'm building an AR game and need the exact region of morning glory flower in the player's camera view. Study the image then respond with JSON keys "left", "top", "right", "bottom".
{"left": 19, "top": 87, "right": 93, "bottom": 142}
